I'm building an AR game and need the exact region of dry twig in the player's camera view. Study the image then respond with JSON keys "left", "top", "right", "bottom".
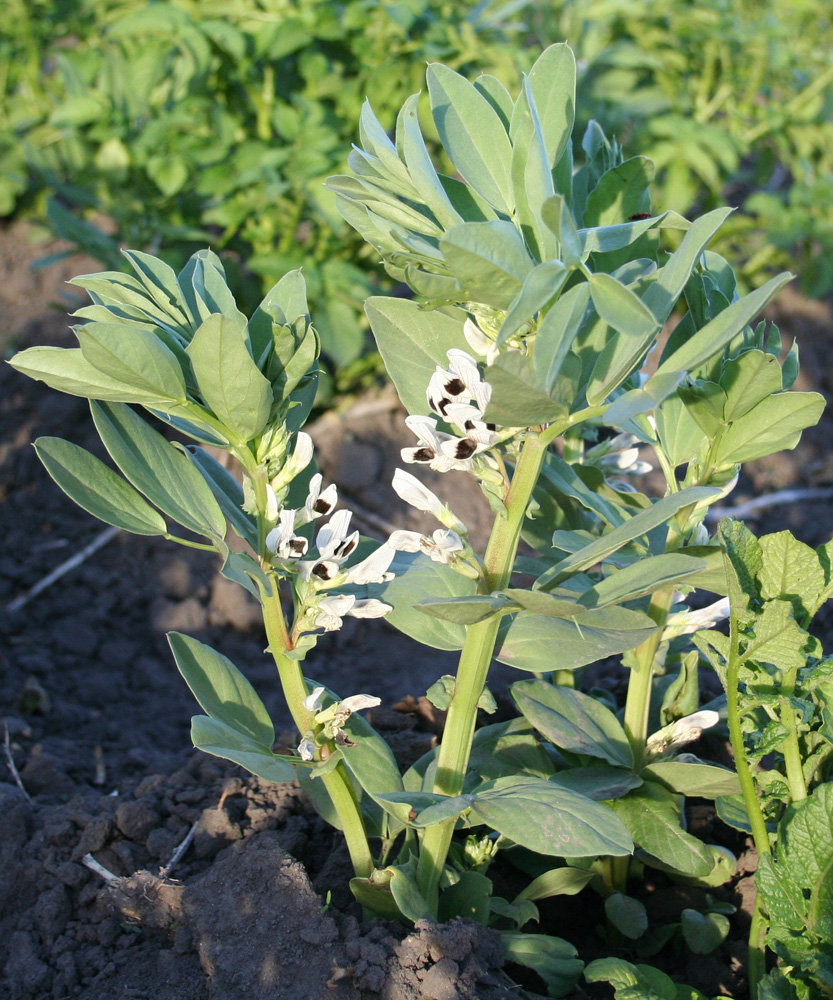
{"left": 6, "top": 525, "right": 121, "bottom": 614}
{"left": 3, "top": 721, "right": 31, "bottom": 803}
{"left": 160, "top": 820, "right": 198, "bottom": 878}
{"left": 82, "top": 852, "right": 118, "bottom": 883}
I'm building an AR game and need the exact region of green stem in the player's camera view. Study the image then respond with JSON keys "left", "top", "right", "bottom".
{"left": 779, "top": 665, "right": 807, "bottom": 804}
{"left": 726, "top": 631, "right": 771, "bottom": 859}
{"left": 622, "top": 589, "right": 675, "bottom": 769}
{"left": 261, "top": 579, "right": 374, "bottom": 879}
{"left": 747, "top": 882, "right": 768, "bottom": 1000}
{"left": 163, "top": 534, "right": 217, "bottom": 552}
{"left": 416, "top": 434, "right": 548, "bottom": 907}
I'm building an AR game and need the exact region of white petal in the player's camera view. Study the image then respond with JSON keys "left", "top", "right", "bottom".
{"left": 388, "top": 529, "right": 425, "bottom": 552}
{"left": 443, "top": 402, "right": 485, "bottom": 432}
{"left": 265, "top": 525, "right": 282, "bottom": 554}
{"left": 303, "top": 686, "right": 326, "bottom": 713}
{"left": 392, "top": 469, "right": 444, "bottom": 517}
{"left": 338, "top": 694, "right": 382, "bottom": 713}
{"left": 292, "top": 432, "right": 314, "bottom": 473}
{"left": 343, "top": 544, "right": 396, "bottom": 585}
{"left": 463, "top": 318, "right": 491, "bottom": 356}
{"left": 447, "top": 349, "right": 481, "bottom": 389}
{"left": 405, "top": 414, "right": 442, "bottom": 448}
{"left": 265, "top": 484, "right": 279, "bottom": 522}
{"left": 347, "top": 599, "right": 393, "bottom": 619}
{"left": 298, "top": 738, "right": 316, "bottom": 762}
{"left": 316, "top": 509, "right": 353, "bottom": 558}
{"left": 318, "top": 593, "right": 356, "bottom": 615}
{"left": 401, "top": 446, "right": 435, "bottom": 465}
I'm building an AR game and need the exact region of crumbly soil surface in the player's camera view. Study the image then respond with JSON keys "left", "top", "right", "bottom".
{"left": 1, "top": 221, "right": 831, "bottom": 1000}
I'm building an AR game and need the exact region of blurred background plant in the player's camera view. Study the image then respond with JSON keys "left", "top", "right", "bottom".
{"left": 3, "top": 0, "right": 832, "bottom": 391}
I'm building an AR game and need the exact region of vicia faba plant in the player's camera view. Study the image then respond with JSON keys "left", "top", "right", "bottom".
{"left": 10, "top": 44, "right": 828, "bottom": 996}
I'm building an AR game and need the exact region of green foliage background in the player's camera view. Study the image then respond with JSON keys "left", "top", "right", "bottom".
{"left": 3, "top": 0, "right": 832, "bottom": 377}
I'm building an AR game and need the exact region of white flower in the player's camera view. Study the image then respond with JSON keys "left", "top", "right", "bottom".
{"left": 298, "top": 509, "right": 360, "bottom": 582}
{"left": 463, "top": 317, "right": 492, "bottom": 357}
{"left": 341, "top": 544, "right": 396, "bottom": 585}
{"left": 264, "top": 483, "right": 279, "bottom": 522}
{"left": 401, "top": 415, "right": 492, "bottom": 473}
{"left": 389, "top": 528, "right": 464, "bottom": 565}
{"left": 392, "top": 469, "right": 445, "bottom": 519}
{"left": 663, "top": 597, "right": 731, "bottom": 639}
{"left": 427, "top": 349, "right": 492, "bottom": 417}
{"left": 645, "top": 710, "right": 720, "bottom": 759}
{"left": 297, "top": 737, "right": 316, "bottom": 761}
{"left": 303, "top": 686, "right": 326, "bottom": 713}
{"left": 265, "top": 508, "right": 309, "bottom": 559}
{"left": 312, "top": 593, "right": 393, "bottom": 632}
{"left": 392, "top": 469, "right": 467, "bottom": 533}
{"left": 314, "top": 691, "right": 382, "bottom": 740}
{"left": 314, "top": 593, "right": 358, "bottom": 630}
{"left": 300, "top": 473, "right": 338, "bottom": 524}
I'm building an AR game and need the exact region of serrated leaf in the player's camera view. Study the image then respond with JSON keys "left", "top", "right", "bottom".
{"left": 758, "top": 531, "right": 825, "bottom": 618}
{"left": 743, "top": 600, "right": 808, "bottom": 672}
{"left": 33, "top": 437, "right": 167, "bottom": 536}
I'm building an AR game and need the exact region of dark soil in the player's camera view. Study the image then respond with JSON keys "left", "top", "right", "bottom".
{"left": 1, "top": 223, "right": 832, "bottom": 1000}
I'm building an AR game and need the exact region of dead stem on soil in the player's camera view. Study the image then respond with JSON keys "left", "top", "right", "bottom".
{"left": 6, "top": 525, "right": 120, "bottom": 613}
{"left": 3, "top": 720, "right": 32, "bottom": 802}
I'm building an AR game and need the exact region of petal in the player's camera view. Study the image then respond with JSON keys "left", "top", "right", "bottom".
{"left": 347, "top": 600, "right": 393, "bottom": 619}
{"left": 318, "top": 593, "right": 356, "bottom": 615}
{"left": 392, "top": 469, "right": 444, "bottom": 517}
{"left": 463, "top": 317, "right": 491, "bottom": 356}
{"left": 343, "top": 543, "right": 396, "bottom": 585}
{"left": 298, "top": 738, "right": 316, "bottom": 761}
{"left": 338, "top": 693, "right": 382, "bottom": 712}
{"left": 292, "top": 432, "right": 314, "bottom": 472}
{"left": 303, "top": 685, "right": 326, "bottom": 713}
{"left": 265, "top": 484, "right": 279, "bottom": 522}
{"left": 401, "top": 446, "right": 436, "bottom": 465}
{"left": 388, "top": 529, "right": 425, "bottom": 552}
{"left": 446, "top": 349, "right": 481, "bottom": 389}
{"left": 316, "top": 509, "right": 353, "bottom": 557}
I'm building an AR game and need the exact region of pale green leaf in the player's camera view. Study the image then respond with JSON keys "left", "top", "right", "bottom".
{"left": 512, "top": 678, "right": 633, "bottom": 768}
{"left": 427, "top": 63, "right": 514, "bottom": 212}
{"left": 91, "top": 401, "right": 226, "bottom": 541}
{"left": 440, "top": 221, "right": 534, "bottom": 309}
{"left": 33, "top": 437, "right": 166, "bottom": 536}
{"left": 527, "top": 43, "right": 576, "bottom": 169}
{"left": 169, "top": 633, "right": 275, "bottom": 747}
{"left": 186, "top": 314, "right": 273, "bottom": 442}
{"left": 471, "top": 776, "right": 633, "bottom": 857}
{"left": 190, "top": 716, "right": 295, "bottom": 783}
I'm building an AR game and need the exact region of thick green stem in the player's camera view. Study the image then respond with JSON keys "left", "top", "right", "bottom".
{"left": 416, "top": 435, "right": 548, "bottom": 906}
{"left": 779, "top": 666, "right": 807, "bottom": 804}
{"left": 622, "top": 589, "right": 675, "bottom": 769}
{"left": 747, "top": 883, "right": 768, "bottom": 1000}
{"left": 261, "top": 581, "right": 374, "bottom": 878}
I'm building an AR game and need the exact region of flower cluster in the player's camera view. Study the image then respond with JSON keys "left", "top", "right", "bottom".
{"left": 265, "top": 473, "right": 395, "bottom": 633}
{"left": 402, "top": 349, "right": 499, "bottom": 474}
{"left": 298, "top": 688, "right": 382, "bottom": 760}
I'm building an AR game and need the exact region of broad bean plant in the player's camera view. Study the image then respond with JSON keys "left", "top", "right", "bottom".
{"left": 11, "top": 46, "right": 828, "bottom": 997}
